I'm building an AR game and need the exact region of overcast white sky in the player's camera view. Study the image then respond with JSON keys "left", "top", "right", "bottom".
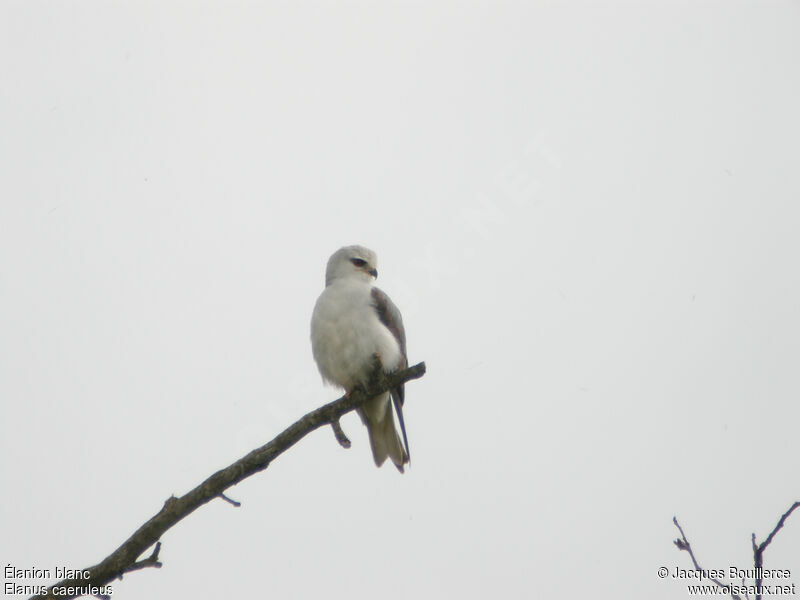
{"left": 2, "top": 2, "right": 799, "bottom": 599}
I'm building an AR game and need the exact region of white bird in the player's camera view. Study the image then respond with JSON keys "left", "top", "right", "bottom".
{"left": 310, "top": 245, "right": 410, "bottom": 472}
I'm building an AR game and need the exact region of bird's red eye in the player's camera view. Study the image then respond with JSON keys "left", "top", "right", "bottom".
{"left": 351, "top": 258, "right": 367, "bottom": 267}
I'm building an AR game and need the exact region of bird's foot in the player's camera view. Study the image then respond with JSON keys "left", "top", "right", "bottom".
{"left": 367, "top": 353, "right": 386, "bottom": 389}
{"left": 344, "top": 385, "right": 366, "bottom": 399}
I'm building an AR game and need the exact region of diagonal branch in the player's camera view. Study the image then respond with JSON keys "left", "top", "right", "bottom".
{"left": 29, "top": 361, "right": 427, "bottom": 600}
{"left": 756, "top": 501, "right": 800, "bottom": 556}
{"left": 752, "top": 501, "right": 800, "bottom": 600}
{"left": 672, "top": 517, "right": 740, "bottom": 600}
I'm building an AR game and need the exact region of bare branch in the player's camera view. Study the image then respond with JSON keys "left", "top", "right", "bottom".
{"left": 120, "top": 541, "right": 162, "bottom": 576}
{"left": 674, "top": 501, "right": 799, "bottom": 600}
{"left": 218, "top": 493, "right": 241, "bottom": 507}
{"left": 672, "top": 517, "right": 740, "bottom": 599}
{"left": 756, "top": 501, "right": 800, "bottom": 555}
{"left": 330, "top": 419, "right": 351, "bottom": 448}
{"left": 29, "top": 361, "right": 426, "bottom": 600}
{"left": 752, "top": 502, "right": 800, "bottom": 600}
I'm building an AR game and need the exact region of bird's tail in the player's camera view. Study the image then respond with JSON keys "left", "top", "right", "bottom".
{"left": 358, "top": 392, "right": 409, "bottom": 473}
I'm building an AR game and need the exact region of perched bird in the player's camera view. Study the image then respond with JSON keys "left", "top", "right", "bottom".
{"left": 310, "top": 245, "right": 410, "bottom": 472}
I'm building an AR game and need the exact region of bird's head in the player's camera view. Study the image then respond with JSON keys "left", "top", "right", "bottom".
{"left": 325, "top": 245, "right": 378, "bottom": 286}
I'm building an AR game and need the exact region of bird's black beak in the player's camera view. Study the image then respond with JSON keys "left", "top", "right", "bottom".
{"left": 369, "top": 268, "right": 378, "bottom": 278}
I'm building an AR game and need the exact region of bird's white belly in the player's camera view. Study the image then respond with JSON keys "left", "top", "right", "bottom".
{"left": 311, "top": 283, "right": 402, "bottom": 389}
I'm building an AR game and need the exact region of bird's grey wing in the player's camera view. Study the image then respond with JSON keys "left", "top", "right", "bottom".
{"left": 371, "top": 286, "right": 409, "bottom": 459}
{"left": 370, "top": 287, "right": 407, "bottom": 364}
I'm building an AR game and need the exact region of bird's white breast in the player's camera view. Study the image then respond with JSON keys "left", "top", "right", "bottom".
{"left": 311, "top": 280, "right": 402, "bottom": 390}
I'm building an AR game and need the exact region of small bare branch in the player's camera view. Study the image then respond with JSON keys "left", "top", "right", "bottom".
{"left": 674, "top": 501, "right": 799, "bottom": 600}
{"left": 673, "top": 517, "right": 742, "bottom": 600}
{"left": 218, "top": 493, "right": 241, "bottom": 507}
{"left": 330, "top": 419, "right": 351, "bottom": 448}
{"left": 756, "top": 501, "right": 800, "bottom": 555}
{"left": 752, "top": 502, "right": 800, "bottom": 600}
{"left": 121, "top": 542, "right": 162, "bottom": 576}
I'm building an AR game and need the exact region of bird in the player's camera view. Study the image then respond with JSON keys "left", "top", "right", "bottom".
{"left": 310, "top": 245, "right": 410, "bottom": 472}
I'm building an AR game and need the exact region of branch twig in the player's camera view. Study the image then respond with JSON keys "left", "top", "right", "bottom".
{"left": 330, "top": 419, "right": 351, "bottom": 448}
{"left": 673, "top": 501, "right": 799, "bottom": 600}
{"left": 29, "top": 362, "right": 426, "bottom": 600}
{"left": 752, "top": 502, "right": 800, "bottom": 600}
{"left": 120, "top": 541, "right": 162, "bottom": 576}
{"left": 672, "top": 517, "right": 740, "bottom": 600}
{"left": 218, "top": 493, "right": 241, "bottom": 507}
